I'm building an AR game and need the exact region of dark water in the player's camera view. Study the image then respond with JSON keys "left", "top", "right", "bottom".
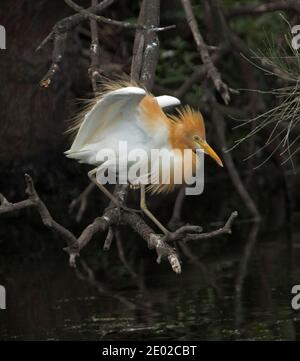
{"left": 0, "top": 219, "right": 300, "bottom": 341}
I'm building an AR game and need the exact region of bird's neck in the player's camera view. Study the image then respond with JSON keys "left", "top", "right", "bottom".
{"left": 168, "top": 121, "right": 187, "bottom": 151}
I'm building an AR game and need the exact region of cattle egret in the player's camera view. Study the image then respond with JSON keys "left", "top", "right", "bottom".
{"left": 65, "top": 81, "right": 223, "bottom": 234}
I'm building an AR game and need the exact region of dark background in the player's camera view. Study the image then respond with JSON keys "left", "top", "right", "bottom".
{"left": 0, "top": 0, "right": 300, "bottom": 340}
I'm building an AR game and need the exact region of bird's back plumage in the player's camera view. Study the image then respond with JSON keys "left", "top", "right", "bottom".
{"left": 65, "top": 82, "right": 183, "bottom": 192}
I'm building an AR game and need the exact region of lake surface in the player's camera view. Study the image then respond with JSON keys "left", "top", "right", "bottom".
{"left": 0, "top": 218, "right": 300, "bottom": 341}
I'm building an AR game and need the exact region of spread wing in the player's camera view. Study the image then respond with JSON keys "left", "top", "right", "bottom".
{"left": 65, "top": 86, "right": 180, "bottom": 165}
{"left": 66, "top": 87, "right": 146, "bottom": 154}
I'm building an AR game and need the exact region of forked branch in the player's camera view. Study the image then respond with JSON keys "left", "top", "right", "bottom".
{"left": 0, "top": 174, "right": 238, "bottom": 274}
{"left": 180, "top": 0, "right": 231, "bottom": 104}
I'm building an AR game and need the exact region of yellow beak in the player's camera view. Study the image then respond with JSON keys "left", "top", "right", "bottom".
{"left": 200, "top": 141, "right": 223, "bottom": 167}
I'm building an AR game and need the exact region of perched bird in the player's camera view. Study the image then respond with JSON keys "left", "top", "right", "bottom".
{"left": 65, "top": 80, "right": 223, "bottom": 234}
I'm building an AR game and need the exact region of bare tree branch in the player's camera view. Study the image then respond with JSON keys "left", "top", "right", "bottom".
{"left": 38, "top": 0, "right": 115, "bottom": 87}
{"left": 115, "top": 230, "right": 139, "bottom": 280}
{"left": 168, "top": 186, "right": 185, "bottom": 229}
{"left": 39, "top": 32, "right": 68, "bottom": 88}
{"left": 1, "top": 0, "right": 239, "bottom": 276}
{"left": 225, "top": 0, "right": 300, "bottom": 19}
{"left": 181, "top": 211, "right": 238, "bottom": 242}
{"left": 76, "top": 259, "right": 136, "bottom": 309}
{"left": 174, "top": 46, "right": 226, "bottom": 99}
{"left": 0, "top": 174, "right": 77, "bottom": 248}
{"left": 38, "top": 0, "right": 174, "bottom": 88}
{"left": 103, "top": 226, "right": 114, "bottom": 250}
{"left": 130, "top": 1, "right": 146, "bottom": 83}
{"left": 89, "top": 0, "right": 102, "bottom": 93}
{"left": 69, "top": 182, "right": 95, "bottom": 222}
{"left": 0, "top": 174, "right": 238, "bottom": 273}
{"left": 64, "top": 0, "right": 144, "bottom": 30}
{"left": 139, "top": 0, "right": 161, "bottom": 90}
{"left": 37, "top": 0, "right": 115, "bottom": 51}
{"left": 64, "top": 0, "right": 174, "bottom": 32}
{"left": 180, "top": 0, "right": 231, "bottom": 104}
{"left": 212, "top": 108, "right": 261, "bottom": 221}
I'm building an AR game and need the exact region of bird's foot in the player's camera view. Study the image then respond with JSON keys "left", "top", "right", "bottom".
{"left": 129, "top": 183, "right": 141, "bottom": 190}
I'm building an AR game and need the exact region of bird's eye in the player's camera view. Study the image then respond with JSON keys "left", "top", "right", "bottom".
{"left": 193, "top": 135, "right": 200, "bottom": 141}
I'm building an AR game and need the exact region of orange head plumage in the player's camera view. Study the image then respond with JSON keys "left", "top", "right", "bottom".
{"left": 168, "top": 105, "right": 223, "bottom": 167}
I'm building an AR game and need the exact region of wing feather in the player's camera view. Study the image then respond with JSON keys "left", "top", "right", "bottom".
{"left": 65, "top": 86, "right": 177, "bottom": 170}
{"left": 66, "top": 87, "right": 146, "bottom": 154}
{"left": 156, "top": 95, "right": 180, "bottom": 108}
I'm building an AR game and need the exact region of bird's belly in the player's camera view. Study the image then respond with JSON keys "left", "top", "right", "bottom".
{"left": 71, "top": 120, "right": 178, "bottom": 188}
{"left": 81, "top": 125, "right": 167, "bottom": 164}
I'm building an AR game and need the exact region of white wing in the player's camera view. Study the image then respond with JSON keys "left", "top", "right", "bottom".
{"left": 156, "top": 95, "right": 180, "bottom": 108}
{"left": 66, "top": 87, "right": 146, "bottom": 154}
{"left": 65, "top": 87, "right": 179, "bottom": 170}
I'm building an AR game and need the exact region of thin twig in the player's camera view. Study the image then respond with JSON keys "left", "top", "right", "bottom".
{"left": 116, "top": 230, "right": 138, "bottom": 280}
{"left": 38, "top": 0, "right": 114, "bottom": 87}
{"left": 181, "top": 211, "right": 238, "bottom": 242}
{"left": 69, "top": 182, "right": 95, "bottom": 222}
{"left": 212, "top": 108, "right": 261, "bottom": 220}
{"left": 226, "top": 0, "right": 300, "bottom": 19}
{"left": 76, "top": 259, "right": 136, "bottom": 309}
{"left": 174, "top": 46, "right": 226, "bottom": 99}
{"left": 181, "top": 0, "right": 231, "bottom": 104}
{"left": 89, "top": 0, "right": 101, "bottom": 93}
{"left": 103, "top": 226, "right": 114, "bottom": 250}
{"left": 64, "top": 0, "right": 174, "bottom": 32}
{"left": 168, "top": 186, "right": 185, "bottom": 230}
{"left": 37, "top": 0, "right": 115, "bottom": 51}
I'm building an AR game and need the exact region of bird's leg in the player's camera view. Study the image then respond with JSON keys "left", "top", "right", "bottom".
{"left": 88, "top": 169, "right": 121, "bottom": 210}
{"left": 140, "top": 184, "right": 170, "bottom": 236}
{"left": 88, "top": 169, "right": 141, "bottom": 213}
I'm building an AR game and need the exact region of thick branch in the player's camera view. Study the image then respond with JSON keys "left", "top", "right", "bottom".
{"left": 13, "top": 0, "right": 239, "bottom": 276}
{"left": 130, "top": 1, "right": 146, "bottom": 83}
{"left": 0, "top": 175, "right": 238, "bottom": 273}
{"left": 139, "top": 0, "right": 161, "bottom": 90}
{"left": 89, "top": 0, "right": 101, "bottom": 93}
{"left": 0, "top": 174, "right": 77, "bottom": 248}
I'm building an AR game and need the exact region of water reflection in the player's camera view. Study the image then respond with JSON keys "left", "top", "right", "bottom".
{"left": 0, "top": 221, "right": 300, "bottom": 340}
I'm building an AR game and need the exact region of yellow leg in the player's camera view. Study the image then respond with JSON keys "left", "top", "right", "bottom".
{"left": 140, "top": 184, "right": 169, "bottom": 235}
{"left": 88, "top": 169, "right": 141, "bottom": 213}
{"left": 88, "top": 169, "right": 121, "bottom": 209}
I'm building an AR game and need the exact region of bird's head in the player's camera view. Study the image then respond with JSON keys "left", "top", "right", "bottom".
{"left": 170, "top": 106, "right": 223, "bottom": 167}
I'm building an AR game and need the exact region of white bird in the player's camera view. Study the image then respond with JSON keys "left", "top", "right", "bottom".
{"left": 65, "top": 80, "right": 223, "bottom": 234}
